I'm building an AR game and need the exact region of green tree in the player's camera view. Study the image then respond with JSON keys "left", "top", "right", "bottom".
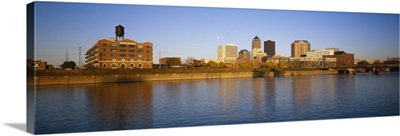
{"left": 60, "top": 61, "right": 77, "bottom": 69}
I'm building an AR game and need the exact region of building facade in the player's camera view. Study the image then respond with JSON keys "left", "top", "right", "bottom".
{"left": 323, "top": 51, "right": 354, "bottom": 67}
{"left": 218, "top": 44, "right": 238, "bottom": 64}
{"left": 159, "top": 57, "right": 181, "bottom": 67}
{"left": 306, "top": 48, "right": 339, "bottom": 58}
{"left": 85, "top": 38, "right": 153, "bottom": 69}
{"left": 27, "top": 59, "right": 47, "bottom": 70}
{"left": 251, "top": 36, "right": 262, "bottom": 59}
{"left": 289, "top": 57, "right": 337, "bottom": 68}
{"left": 238, "top": 49, "right": 251, "bottom": 61}
{"left": 291, "top": 40, "right": 311, "bottom": 57}
{"left": 264, "top": 40, "right": 276, "bottom": 57}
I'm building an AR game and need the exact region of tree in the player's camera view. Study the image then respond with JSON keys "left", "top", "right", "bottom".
{"left": 280, "top": 61, "right": 291, "bottom": 68}
{"left": 206, "top": 61, "right": 218, "bottom": 68}
{"left": 373, "top": 60, "right": 383, "bottom": 66}
{"left": 240, "top": 61, "right": 252, "bottom": 68}
{"left": 357, "top": 60, "right": 369, "bottom": 66}
{"left": 266, "top": 61, "right": 277, "bottom": 68}
{"left": 219, "top": 62, "right": 226, "bottom": 68}
{"left": 184, "top": 57, "right": 195, "bottom": 68}
{"left": 60, "top": 61, "right": 77, "bottom": 69}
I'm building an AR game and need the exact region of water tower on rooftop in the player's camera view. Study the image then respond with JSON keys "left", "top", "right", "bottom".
{"left": 115, "top": 24, "right": 125, "bottom": 41}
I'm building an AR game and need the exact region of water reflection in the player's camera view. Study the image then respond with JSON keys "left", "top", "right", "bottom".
{"left": 291, "top": 76, "right": 312, "bottom": 119}
{"left": 218, "top": 79, "right": 240, "bottom": 121}
{"left": 88, "top": 82, "right": 154, "bottom": 130}
{"left": 263, "top": 77, "right": 277, "bottom": 120}
{"left": 34, "top": 73, "right": 399, "bottom": 134}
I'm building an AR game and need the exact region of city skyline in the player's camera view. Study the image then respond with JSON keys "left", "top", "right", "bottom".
{"left": 33, "top": 2, "right": 399, "bottom": 66}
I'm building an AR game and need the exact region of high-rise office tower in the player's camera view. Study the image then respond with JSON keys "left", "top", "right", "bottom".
{"left": 264, "top": 40, "right": 275, "bottom": 57}
{"left": 291, "top": 40, "right": 310, "bottom": 57}
{"left": 218, "top": 44, "right": 238, "bottom": 63}
{"left": 251, "top": 36, "right": 262, "bottom": 59}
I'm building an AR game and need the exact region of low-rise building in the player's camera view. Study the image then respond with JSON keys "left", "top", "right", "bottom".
{"left": 27, "top": 59, "right": 47, "bottom": 70}
{"left": 85, "top": 38, "right": 153, "bottom": 69}
{"left": 323, "top": 51, "right": 354, "bottom": 67}
{"left": 159, "top": 57, "right": 181, "bottom": 67}
{"left": 289, "top": 57, "right": 337, "bottom": 68}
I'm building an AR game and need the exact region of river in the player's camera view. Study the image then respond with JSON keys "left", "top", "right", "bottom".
{"left": 32, "top": 72, "right": 399, "bottom": 134}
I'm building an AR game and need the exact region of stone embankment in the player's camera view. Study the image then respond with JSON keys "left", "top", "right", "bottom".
{"left": 28, "top": 70, "right": 337, "bottom": 85}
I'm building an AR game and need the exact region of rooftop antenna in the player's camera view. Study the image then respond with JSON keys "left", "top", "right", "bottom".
{"left": 78, "top": 47, "right": 82, "bottom": 68}
{"left": 66, "top": 49, "right": 68, "bottom": 62}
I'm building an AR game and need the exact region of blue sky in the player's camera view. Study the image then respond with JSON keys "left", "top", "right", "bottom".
{"left": 33, "top": 2, "right": 399, "bottom": 65}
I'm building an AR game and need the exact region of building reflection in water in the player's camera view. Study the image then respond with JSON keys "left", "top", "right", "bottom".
{"left": 87, "top": 82, "right": 154, "bottom": 130}
{"left": 263, "top": 77, "right": 277, "bottom": 120}
{"left": 218, "top": 79, "right": 239, "bottom": 120}
{"left": 250, "top": 78, "right": 264, "bottom": 120}
{"left": 291, "top": 76, "right": 312, "bottom": 119}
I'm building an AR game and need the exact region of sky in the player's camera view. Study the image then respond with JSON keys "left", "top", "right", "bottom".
{"left": 32, "top": 1, "right": 399, "bottom": 66}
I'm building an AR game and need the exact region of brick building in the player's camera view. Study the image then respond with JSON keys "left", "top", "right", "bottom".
{"left": 323, "top": 51, "right": 354, "bottom": 67}
{"left": 27, "top": 59, "right": 47, "bottom": 70}
{"left": 85, "top": 38, "right": 153, "bottom": 69}
{"left": 159, "top": 57, "right": 181, "bottom": 67}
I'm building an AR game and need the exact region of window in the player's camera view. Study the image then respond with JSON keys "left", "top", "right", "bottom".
{"left": 147, "top": 46, "right": 150, "bottom": 48}
{"left": 129, "top": 64, "right": 134, "bottom": 68}
{"left": 120, "top": 54, "right": 126, "bottom": 57}
{"left": 103, "top": 64, "right": 107, "bottom": 68}
{"left": 111, "top": 49, "right": 117, "bottom": 52}
{"left": 138, "top": 63, "right": 143, "bottom": 68}
{"left": 146, "top": 50, "right": 150, "bottom": 53}
{"left": 110, "top": 54, "right": 116, "bottom": 57}
{"left": 138, "top": 55, "right": 143, "bottom": 58}
{"left": 138, "top": 45, "right": 143, "bottom": 48}
{"left": 120, "top": 44, "right": 126, "bottom": 47}
{"left": 147, "top": 55, "right": 150, "bottom": 57}
{"left": 103, "top": 49, "right": 106, "bottom": 52}
{"left": 111, "top": 63, "right": 117, "bottom": 69}
{"left": 120, "top": 49, "right": 126, "bottom": 52}
{"left": 120, "top": 64, "right": 126, "bottom": 69}
{"left": 129, "top": 45, "right": 135, "bottom": 48}
{"left": 138, "top": 50, "right": 143, "bottom": 53}
{"left": 146, "top": 63, "right": 150, "bottom": 67}
{"left": 129, "top": 54, "right": 135, "bottom": 57}
{"left": 147, "top": 59, "right": 149, "bottom": 61}
{"left": 103, "top": 43, "right": 107, "bottom": 46}
{"left": 112, "top": 59, "right": 116, "bottom": 61}
{"left": 129, "top": 50, "right": 135, "bottom": 52}
{"left": 111, "top": 44, "right": 117, "bottom": 47}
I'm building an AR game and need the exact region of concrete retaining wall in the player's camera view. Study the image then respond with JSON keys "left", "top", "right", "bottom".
{"left": 28, "top": 70, "right": 337, "bottom": 85}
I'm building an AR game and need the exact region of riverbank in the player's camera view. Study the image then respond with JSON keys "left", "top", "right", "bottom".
{"left": 27, "top": 69, "right": 337, "bottom": 85}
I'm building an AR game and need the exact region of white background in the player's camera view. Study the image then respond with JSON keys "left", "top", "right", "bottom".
{"left": 0, "top": 0, "right": 399, "bottom": 136}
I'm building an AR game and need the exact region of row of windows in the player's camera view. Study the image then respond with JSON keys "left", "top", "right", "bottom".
{"left": 102, "top": 43, "right": 151, "bottom": 48}
{"left": 103, "top": 63, "right": 151, "bottom": 69}
{"left": 103, "top": 49, "right": 150, "bottom": 53}
{"left": 103, "top": 54, "right": 151, "bottom": 58}
{"left": 102, "top": 59, "right": 151, "bottom": 61}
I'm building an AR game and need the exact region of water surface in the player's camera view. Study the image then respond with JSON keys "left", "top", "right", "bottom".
{"left": 33, "top": 72, "right": 399, "bottom": 134}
